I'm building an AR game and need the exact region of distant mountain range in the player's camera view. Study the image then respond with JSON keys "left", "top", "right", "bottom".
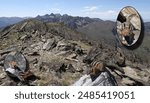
{"left": 0, "top": 17, "right": 26, "bottom": 28}
{"left": 0, "top": 14, "right": 102, "bottom": 30}
{"left": 36, "top": 13, "right": 103, "bottom": 29}
{"left": 144, "top": 22, "right": 150, "bottom": 32}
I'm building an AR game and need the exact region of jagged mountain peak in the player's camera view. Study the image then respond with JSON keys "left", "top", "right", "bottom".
{"left": 36, "top": 13, "right": 102, "bottom": 29}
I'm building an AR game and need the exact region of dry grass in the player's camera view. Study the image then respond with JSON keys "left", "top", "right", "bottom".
{"left": 61, "top": 72, "right": 81, "bottom": 86}
{"left": 40, "top": 52, "right": 68, "bottom": 64}
{"left": 69, "top": 40, "right": 92, "bottom": 51}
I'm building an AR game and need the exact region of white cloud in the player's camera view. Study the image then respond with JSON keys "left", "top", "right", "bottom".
{"left": 93, "top": 10, "right": 117, "bottom": 16}
{"left": 83, "top": 6, "right": 99, "bottom": 12}
{"left": 107, "top": 10, "right": 115, "bottom": 14}
{"left": 51, "top": 8, "right": 61, "bottom": 12}
{"left": 81, "top": 6, "right": 117, "bottom": 20}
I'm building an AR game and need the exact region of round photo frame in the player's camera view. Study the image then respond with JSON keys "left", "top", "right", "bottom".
{"left": 116, "top": 6, "right": 144, "bottom": 49}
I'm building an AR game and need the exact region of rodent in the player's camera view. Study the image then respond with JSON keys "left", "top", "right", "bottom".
{"left": 90, "top": 61, "right": 106, "bottom": 75}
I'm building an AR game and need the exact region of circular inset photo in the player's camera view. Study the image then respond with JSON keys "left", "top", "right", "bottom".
{"left": 116, "top": 6, "right": 144, "bottom": 48}
{"left": 4, "top": 52, "right": 27, "bottom": 79}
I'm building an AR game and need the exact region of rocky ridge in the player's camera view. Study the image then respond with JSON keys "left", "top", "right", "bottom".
{"left": 0, "top": 19, "right": 150, "bottom": 86}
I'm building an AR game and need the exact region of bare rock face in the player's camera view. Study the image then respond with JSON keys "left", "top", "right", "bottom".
{"left": 121, "top": 78, "right": 136, "bottom": 86}
{"left": 73, "top": 71, "right": 117, "bottom": 86}
{"left": 74, "top": 45, "right": 84, "bottom": 55}
{"left": 42, "top": 38, "right": 56, "bottom": 51}
{"left": 0, "top": 72, "right": 6, "bottom": 80}
{"left": 56, "top": 41, "right": 73, "bottom": 51}
{"left": 31, "top": 42, "right": 44, "bottom": 51}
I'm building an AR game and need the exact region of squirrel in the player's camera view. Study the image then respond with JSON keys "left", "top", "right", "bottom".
{"left": 90, "top": 60, "right": 125, "bottom": 75}
{"left": 89, "top": 61, "right": 106, "bottom": 81}
{"left": 90, "top": 61, "right": 106, "bottom": 76}
{"left": 9, "top": 61, "right": 33, "bottom": 80}
{"left": 121, "top": 27, "right": 131, "bottom": 36}
{"left": 10, "top": 61, "right": 17, "bottom": 69}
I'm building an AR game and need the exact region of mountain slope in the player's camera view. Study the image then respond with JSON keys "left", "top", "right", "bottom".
{"left": 0, "top": 17, "right": 25, "bottom": 28}
{"left": 77, "top": 20, "right": 116, "bottom": 45}
{"left": 0, "top": 19, "right": 86, "bottom": 42}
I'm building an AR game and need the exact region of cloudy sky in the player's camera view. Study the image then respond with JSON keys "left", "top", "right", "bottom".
{"left": 0, "top": 0, "right": 150, "bottom": 21}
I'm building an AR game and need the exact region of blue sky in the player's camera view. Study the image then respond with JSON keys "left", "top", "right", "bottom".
{"left": 0, "top": 0, "right": 150, "bottom": 21}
